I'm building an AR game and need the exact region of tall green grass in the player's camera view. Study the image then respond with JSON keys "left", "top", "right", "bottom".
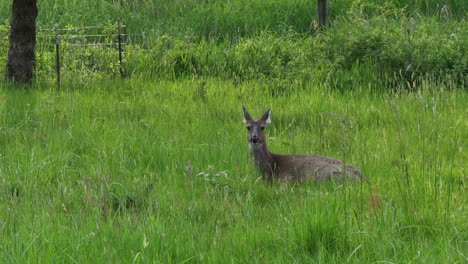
{"left": 0, "top": 3, "right": 465, "bottom": 90}
{"left": 0, "top": 79, "right": 466, "bottom": 262}
{"left": 1, "top": 0, "right": 466, "bottom": 38}
{"left": 0, "top": 1, "right": 466, "bottom": 261}
{"left": 0, "top": 1, "right": 466, "bottom": 90}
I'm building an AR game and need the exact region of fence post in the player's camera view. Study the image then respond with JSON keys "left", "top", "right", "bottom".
{"left": 117, "top": 18, "right": 124, "bottom": 78}
{"left": 55, "top": 25, "right": 61, "bottom": 88}
{"left": 317, "top": 0, "right": 329, "bottom": 28}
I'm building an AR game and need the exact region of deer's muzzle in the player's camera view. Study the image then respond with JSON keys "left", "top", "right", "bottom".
{"left": 251, "top": 135, "right": 259, "bottom": 144}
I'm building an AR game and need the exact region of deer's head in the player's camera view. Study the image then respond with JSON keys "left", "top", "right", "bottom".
{"left": 243, "top": 106, "right": 271, "bottom": 146}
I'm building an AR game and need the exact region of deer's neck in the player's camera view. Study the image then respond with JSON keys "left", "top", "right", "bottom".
{"left": 250, "top": 142, "right": 275, "bottom": 180}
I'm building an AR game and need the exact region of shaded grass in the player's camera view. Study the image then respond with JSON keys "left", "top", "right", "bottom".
{"left": 2, "top": 9, "right": 465, "bottom": 91}
{"left": 0, "top": 78, "right": 466, "bottom": 262}
{"left": 0, "top": 0, "right": 466, "bottom": 39}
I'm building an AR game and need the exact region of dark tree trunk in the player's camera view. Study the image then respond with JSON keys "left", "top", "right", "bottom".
{"left": 6, "top": 0, "right": 38, "bottom": 83}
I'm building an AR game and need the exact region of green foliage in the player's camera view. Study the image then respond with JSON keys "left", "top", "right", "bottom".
{"left": 0, "top": 1, "right": 466, "bottom": 262}
{"left": 122, "top": 6, "right": 466, "bottom": 91}
{"left": 0, "top": 2, "right": 466, "bottom": 91}
{"left": 0, "top": 79, "right": 466, "bottom": 262}
{"left": 1, "top": 0, "right": 466, "bottom": 38}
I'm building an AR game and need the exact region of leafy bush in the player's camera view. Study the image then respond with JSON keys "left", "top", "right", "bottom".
{"left": 122, "top": 3, "right": 466, "bottom": 90}
{"left": 0, "top": 2, "right": 465, "bottom": 90}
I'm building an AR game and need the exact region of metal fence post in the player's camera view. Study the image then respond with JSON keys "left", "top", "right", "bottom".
{"left": 317, "top": 0, "right": 329, "bottom": 28}
{"left": 117, "top": 18, "right": 124, "bottom": 78}
{"left": 55, "top": 25, "right": 61, "bottom": 88}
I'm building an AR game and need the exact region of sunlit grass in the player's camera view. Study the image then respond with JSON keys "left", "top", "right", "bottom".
{"left": 0, "top": 0, "right": 466, "bottom": 262}
{"left": 0, "top": 78, "right": 465, "bottom": 262}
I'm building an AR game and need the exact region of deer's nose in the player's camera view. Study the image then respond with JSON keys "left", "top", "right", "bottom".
{"left": 251, "top": 136, "right": 259, "bottom": 144}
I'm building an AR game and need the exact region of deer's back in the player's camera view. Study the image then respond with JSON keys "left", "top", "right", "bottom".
{"left": 271, "top": 153, "right": 364, "bottom": 182}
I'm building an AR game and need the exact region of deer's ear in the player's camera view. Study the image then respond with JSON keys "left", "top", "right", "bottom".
{"left": 243, "top": 106, "right": 253, "bottom": 124}
{"left": 260, "top": 107, "right": 271, "bottom": 124}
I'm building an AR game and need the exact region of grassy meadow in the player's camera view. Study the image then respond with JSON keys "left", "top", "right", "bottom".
{"left": 0, "top": 0, "right": 467, "bottom": 263}
{"left": 0, "top": 79, "right": 466, "bottom": 263}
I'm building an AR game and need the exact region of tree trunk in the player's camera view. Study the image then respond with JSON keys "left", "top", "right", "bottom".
{"left": 6, "top": 0, "right": 38, "bottom": 83}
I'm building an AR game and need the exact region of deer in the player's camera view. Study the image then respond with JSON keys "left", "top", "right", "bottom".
{"left": 243, "top": 106, "right": 366, "bottom": 183}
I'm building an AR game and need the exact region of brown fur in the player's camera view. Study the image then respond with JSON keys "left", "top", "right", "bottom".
{"left": 243, "top": 107, "right": 366, "bottom": 183}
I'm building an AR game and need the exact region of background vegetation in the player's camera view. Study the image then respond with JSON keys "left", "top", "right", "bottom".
{"left": 0, "top": 0, "right": 466, "bottom": 263}
{"left": 0, "top": 0, "right": 466, "bottom": 89}
{"left": 1, "top": 0, "right": 466, "bottom": 37}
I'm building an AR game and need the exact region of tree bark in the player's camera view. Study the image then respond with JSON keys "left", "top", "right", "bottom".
{"left": 6, "top": 0, "right": 38, "bottom": 83}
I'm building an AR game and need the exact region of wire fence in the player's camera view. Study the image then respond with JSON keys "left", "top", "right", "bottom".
{"left": 0, "top": 20, "right": 149, "bottom": 86}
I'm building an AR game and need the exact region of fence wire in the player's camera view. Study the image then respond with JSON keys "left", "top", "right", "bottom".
{"left": 0, "top": 22, "right": 135, "bottom": 85}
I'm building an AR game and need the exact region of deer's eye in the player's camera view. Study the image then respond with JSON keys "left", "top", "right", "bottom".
{"left": 260, "top": 126, "right": 265, "bottom": 130}
{"left": 246, "top": 126, "right": 251, "bottom": 131}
